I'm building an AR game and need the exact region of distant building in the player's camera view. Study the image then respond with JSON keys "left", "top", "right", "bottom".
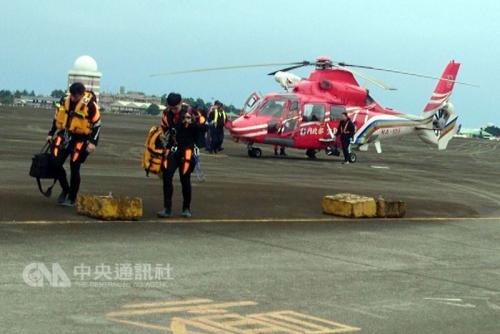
{"left": 68, "top": 55, "right": 102, "bottom": 99}
{"left": 100, "top": 87, "right": 161, "bottom": 113}
{"left": 109, "top": 100, "right": 163, "bottom": 114}
{"left": 456, "top": 126, "right": 497, "bottom": 140}
{"left": 14, "top": 95, "right": 58, "bottom": 109}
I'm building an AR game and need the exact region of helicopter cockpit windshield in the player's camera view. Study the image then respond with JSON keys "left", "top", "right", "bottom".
{"left": 258, "top": 99, "right": 286, "bottom": 117}
{"left": 258, "top": 98, "right": 301, "bottom": 136}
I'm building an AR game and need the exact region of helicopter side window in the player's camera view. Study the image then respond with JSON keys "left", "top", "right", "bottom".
{"left": 303, "top": 103, "right": 325, "bottom": 122}
{"left": 330, "top": 105, "right": 346, "bottom": 120}
{"left": 281, "top": 100, "right": 300, "bottom": 134}
{"left": 259, "top": 99, "right": 286, "bottom": 117}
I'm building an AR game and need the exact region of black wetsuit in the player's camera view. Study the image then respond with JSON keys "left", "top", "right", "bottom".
{"left": 48, "top": 94, "right": 101, "bottom": 201}
{"left": 160, "top": 105, "right": 203, "bottom": 210}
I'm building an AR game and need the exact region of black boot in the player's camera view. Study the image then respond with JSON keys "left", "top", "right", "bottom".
{"left": 57, "top": 190, "right": 68, "bottom": 204}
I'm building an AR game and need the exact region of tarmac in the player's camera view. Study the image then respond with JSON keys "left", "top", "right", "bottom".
{"left": 0, "top": 106, "right": 499, "bottom": 333}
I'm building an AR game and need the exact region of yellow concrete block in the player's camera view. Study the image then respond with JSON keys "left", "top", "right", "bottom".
{"left": 322, "top": 193, "right": 377, "bottom": 218}
{"left": 376, "top": 197, "right": 407, "bottom": 218}
{"left": 76, "top": 193, "right": 143, "bottom": 221}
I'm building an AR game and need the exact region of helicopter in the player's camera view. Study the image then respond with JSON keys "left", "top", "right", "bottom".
{"left": 153, "top": 56, "right": 477, "bottom": 161}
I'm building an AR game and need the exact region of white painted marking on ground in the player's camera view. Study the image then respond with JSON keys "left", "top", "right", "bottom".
{"left": 331, "top": 305, "right": 388, "bottom": 320}
{"left": 370, "top": 165, "right": 390, "bottom": 169}
{"left": 486, "top": 300, "right": 500, "bottom": 311}
{"left": 424, "top": 298, "right": 476, "bottom": 308}
{"left": 442, "top": 302, "right": 476, "bottom": 308}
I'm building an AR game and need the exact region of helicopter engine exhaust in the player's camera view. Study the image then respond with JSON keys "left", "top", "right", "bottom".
{"left": 274, "top": 71, "right": 301, "bottom": 91}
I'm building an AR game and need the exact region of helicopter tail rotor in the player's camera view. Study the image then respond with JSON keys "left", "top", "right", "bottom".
{"left": 417, "top": 101, "right": 459, "bottom": 150}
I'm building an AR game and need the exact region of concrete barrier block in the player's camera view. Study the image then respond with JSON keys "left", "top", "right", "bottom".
{"left": 322, "top": 193, "right": 377, "bottom": 218}
{"left": 376, "top": 197, "right": 406, "bottom": 218}
{"left": 76, "top": 193, "right": 143, "bottom": 220}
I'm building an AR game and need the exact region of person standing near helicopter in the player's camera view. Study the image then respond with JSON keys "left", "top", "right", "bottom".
{"left": 207, "top": 100, "right": 227, "bottom": 153}
{"left": 337, "top": 111, "right": 355, "bottom": 164}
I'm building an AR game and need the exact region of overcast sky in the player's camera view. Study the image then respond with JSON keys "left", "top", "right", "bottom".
{"left": 0, "top": 0, "right": 498, "bottom": 127}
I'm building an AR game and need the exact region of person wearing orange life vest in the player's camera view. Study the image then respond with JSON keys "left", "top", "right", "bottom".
{"left": 337, "top": 111, "right": 355, "bottom": 164}
{"left": 46, "top": 82, "right": 101, "bottom": 206}
{"left": 157, "top": 93, "right": 205, "bottom": 218}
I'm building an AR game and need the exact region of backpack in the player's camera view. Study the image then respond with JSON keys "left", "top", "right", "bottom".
{"left": 142, "top": 126, "right": 166, "bottom": 176}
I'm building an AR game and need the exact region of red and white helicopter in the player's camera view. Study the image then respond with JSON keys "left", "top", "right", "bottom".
{"left": 155, "top": 56, "right": 477, "bottom": 161}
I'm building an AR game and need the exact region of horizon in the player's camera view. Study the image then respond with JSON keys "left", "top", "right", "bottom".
{"left": 0, "top": 0, "right": 498, "bottom": 127}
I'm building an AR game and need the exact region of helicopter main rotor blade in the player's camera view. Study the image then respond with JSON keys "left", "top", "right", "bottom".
{"left": 150, "top": 62, "right": 305, "bottom": 77}
{"left": 267, "top": 61, "right": 312, "bottom": 75}
{"left": 343, "top": 67, "right": 397, "bottom": 91}
{"left": 336, "top": 62, "right": 479, "bottom": 87}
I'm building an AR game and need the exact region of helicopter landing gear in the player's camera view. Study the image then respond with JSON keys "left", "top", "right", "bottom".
{"left": 349, "top": 152, "right": 357, "bottom": 163}
{"left": 248, "top": 148, "right": 262, "bottom": 158}
{"left": 306, "top": 149, "right": 317, "bottom": 159}
{"left": 247, "top": 144, "right": 262, "bottom": 158}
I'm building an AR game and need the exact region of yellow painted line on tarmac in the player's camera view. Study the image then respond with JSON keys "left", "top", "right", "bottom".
{"left": 107, "top": 317, "right": 171, "bottom": 332}
{"left": 122, "top": 298, "right": 213, "bottom": 309}
{"left": 2, "top": 216, "right": 500, "bottom": 225}
{"left": 107, "top": 301, "right": 258, "bottom": 317}
{"left": 4, "top": 138, "right": 35, "bottom": 143}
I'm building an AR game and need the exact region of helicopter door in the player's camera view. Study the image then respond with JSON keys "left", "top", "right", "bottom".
{"left": 297, "top": 103, "right": 327, "bottom": 147}
{"left": 242, "top": 92, "right": 262, "bottom": 116}
{"left": 302, "top": 103, "right": 325, "bottom": 123}
{"left": 280, "top": 100, "right": 300, "bottom": 137}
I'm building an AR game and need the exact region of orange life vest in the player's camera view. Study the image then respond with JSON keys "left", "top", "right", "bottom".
{"left": 55, "top": 92, "right": 96, "bottom": 135}
{"left": 142, "top": 126, "right": 166, "bottom": 176}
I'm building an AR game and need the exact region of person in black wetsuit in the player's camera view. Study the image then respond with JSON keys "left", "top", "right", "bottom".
{"left": 157, "top": 93, "right": 204, "bottom": 218}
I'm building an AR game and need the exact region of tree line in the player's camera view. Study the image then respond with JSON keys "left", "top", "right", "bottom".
{"left": 1, "top": 89, "right": 242, "bottom": 116}
{"left": 484, "top": 125, "right": 500, "bottom": 137}
{"left": 164, "top": 94, "right": 241, "bottom": 115}
{"left": 0, "top": 89, "right": 66, "bottom": 105}
{"left": 146, "top": 94, "right": 241, "bottom": 116}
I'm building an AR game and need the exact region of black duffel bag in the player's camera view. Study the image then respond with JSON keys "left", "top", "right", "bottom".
{"left": 29, "top": 142, "right": 57, "bottom": 197}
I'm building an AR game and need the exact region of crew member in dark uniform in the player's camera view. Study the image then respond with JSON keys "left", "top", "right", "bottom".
{"left": 157, "top": 93, "right": 204, "bottom": 218}
{"left": 337, "top": 111, "right": 355, "bottom": 164}
{"left": 207, "top": 100, "right": 226, "bottom": 153}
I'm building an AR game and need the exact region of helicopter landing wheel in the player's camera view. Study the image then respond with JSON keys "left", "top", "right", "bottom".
{"left": 248, "top": 147, "right": 262, "bottom": 158}
{"left": 306, "top": 149, "right": 317, "bottom": 159}
{"left": 349, "top": 152, "right": 357, "bottom": 163}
